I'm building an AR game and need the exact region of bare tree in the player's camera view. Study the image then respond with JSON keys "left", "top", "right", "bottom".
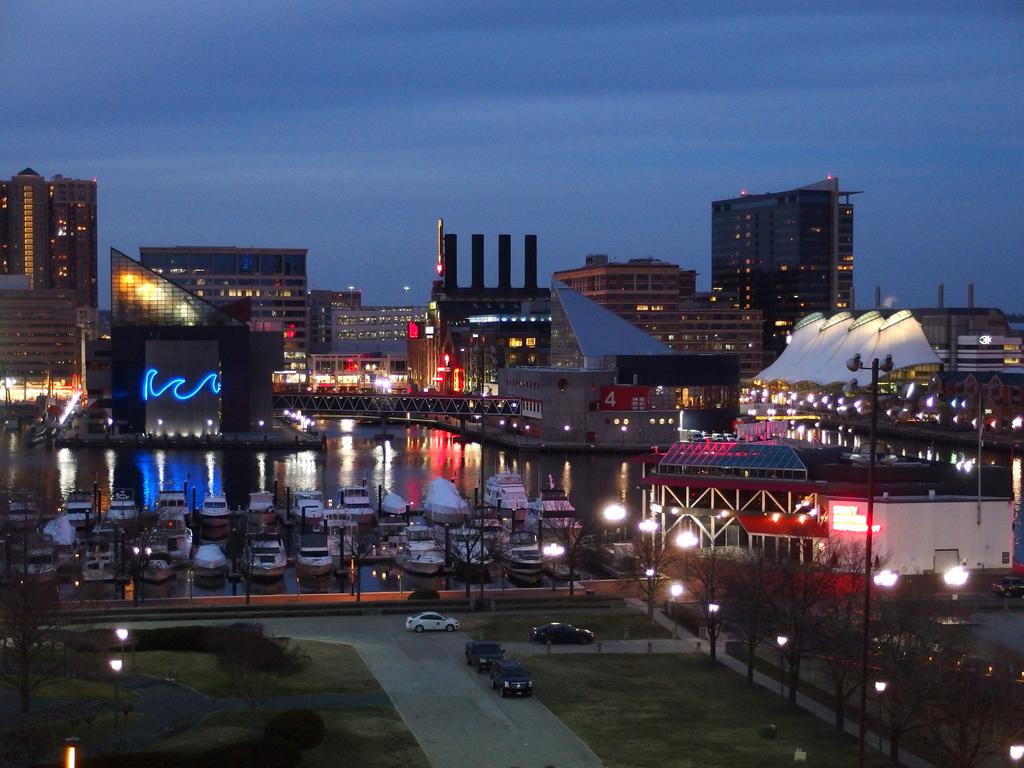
{"left": 0, "top": 577, "right": 67, "bottom": 713}
{"left": 628, "top": 530, "right": 679, "bottom": 622}
{"left": 542, "top": 516, "right": 586, "bottom": 596}
{"left": 816, "top": 540, "right": 866, "bottom": 732}
{"left": 875, "top": 585, "right": 963, "bottom": 762}
{"left": 686, "top": 546, "right": 728, "bottom": 661}
{"left": 924, "top": 662, "right": 1024, "bottom": 768}
{"left": 771, "top": 542, "right": 833, "bottom": 706}
{"left": 721, "top": 546, "right": 776, "bottom": 685}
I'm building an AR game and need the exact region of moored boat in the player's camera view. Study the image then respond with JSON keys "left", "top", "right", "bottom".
{"left": 483, "top": 472, "right": 529, "bottom": 513}
{"left": 193, "top": 543, "right": 228, "bottom": 579}
{"left": 396, "top": 520, "right": 445, "bottom": 576}
{"left": 247, "top": 491, "right": 277, "bottom": 528}
{"left": 81, "top": 521, "right": 120, "bottom": 583}
{"left": 245, "top": 531, "right": 287, "bottom": 581}
{"left": 338, "top": 485, "right": 377, "bottom": 533}
{"left": 199, "top": 492, "right": 230, "bottom": 527}
{"left": 141, "top": 554, "right": 175, "bottom": 583}
{"left": 423, "top": 478, "right": 469, "bottom": 526}
{"left": 63, "top": 490, "right": 96, "bottom": 531}
{"left": 107, "top": 489, "right": 139, "bottom": 533}
{"left": 295, "top": 534, "right": 333, "bottom": 578}
{"left": 290, "top": 490, "right": 326, "bottom": 533}
{"left": 504, "top": 529, "right": 543, "bottom": 582}
{"left": 7, "top": 492, "right": 40, "bottom": 530}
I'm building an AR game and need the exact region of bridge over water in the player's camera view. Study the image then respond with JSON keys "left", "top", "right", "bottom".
{"left": 272, "top": 393, "right": 522, "bottom": 419}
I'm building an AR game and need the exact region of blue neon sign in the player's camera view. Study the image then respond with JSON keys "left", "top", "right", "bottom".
{"left": 143, "top": 368, "right": 222, "bottom": 401}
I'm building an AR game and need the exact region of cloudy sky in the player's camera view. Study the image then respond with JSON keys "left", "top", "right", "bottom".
{"left": 2, "top": 1, "right": 1021, "bottom": 310}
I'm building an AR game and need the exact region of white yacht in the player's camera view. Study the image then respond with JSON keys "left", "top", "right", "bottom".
{"left": 193, "top": 543, "right": 228, "bottom": 579}
{"left": 528, "top": 480, "right": 581, "bottom": 535}
{"left": 245, "top": 531, "right": 287, "bottom": 581}
{"left": 380, "top": 492, "right": 408, "bottom": 518}
{"left": 396, "top": 521, "right": 445, "bottom": 576}
{"left": 7, "top": 492, "right": 40, "bottom": 529}
{"left": 247, "top": 491, "right": 277, "bottom": 528}
{"left": 296, "top": 534, "right": 333, "bottom": 578}
{"left": 338, "top": 485, "right": 377, "bottom": 533}
{"left": 290, "top": 490, "right": 326, "bottom": 533}
{"left": 467, "top": 510, "right": 504, "bottom": 547}
{"left": 155, "top": 510, "right": 193, "bottom": 564}
{"left": 442, "top": 526, "right": 493, "bottom": 571}
{"left": 483, "top": 472, "right": 529, "bottom": 512}
{"left": 12, "top": 536, "right": 57, "bottom": 583}
{"left": 81, "top": 521, "right": 119, "bottom": 583}
{"left": 154, "top": 489, "right": 189, "bottom": 518}
{"left": 504, "top": 529, "right": 543, "bottom": 582}
{"left": 107, "top": 490, "right": 139, "bottom": 531}
{"left": 63, "top": 490, "right": 96, "bottom": 530}
{"left": 199, "top": 492, "right": 230, "bottom": 527}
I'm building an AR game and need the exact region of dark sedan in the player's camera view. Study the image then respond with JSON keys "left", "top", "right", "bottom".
{"left": 529, "top": 622, "right": 595, "bottom": 644}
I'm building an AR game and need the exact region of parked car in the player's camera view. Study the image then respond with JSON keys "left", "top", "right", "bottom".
{"left": 465, "top": 640, "right": 505, "bottom": 671}
{"left": 992, "top": 576, "right": 1024, "bottom": 597}
{"left": 489, "top": 659, "right": 533, "bottom": 697}
{"left": 406, "top": 612, "right": 460, "bottom": 633}
{"left": 528, "top": 622, "right": 595, "bottom": 644}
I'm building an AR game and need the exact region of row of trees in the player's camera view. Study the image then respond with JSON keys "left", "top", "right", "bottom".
{"left": 632, "top": 535, "right": 1024, "bottom": 766}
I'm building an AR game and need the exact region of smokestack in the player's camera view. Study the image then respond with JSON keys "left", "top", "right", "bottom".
{"left": 498, "top": 234, "right": 512, "bottom": 289}
{"left": 937, "top": 283, "right": 944, "bottom": 308}
{"left": 471, "top": 234, "right": 485, "bottom": 290}
{"left": 874, "top": 285, "right": 881, "bottom": 309}
{"left": 967, "top": 282, "right": 974, "bottom": 309}
{"left": 443, "top": 234, "right": 458, "bottom": 291}
{"left": 524, "top": 234, "right": 537, "bottom": 291}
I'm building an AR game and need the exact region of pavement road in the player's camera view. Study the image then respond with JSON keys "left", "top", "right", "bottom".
{"left": 135, "top": 613, "right": 605, "bottom": 768}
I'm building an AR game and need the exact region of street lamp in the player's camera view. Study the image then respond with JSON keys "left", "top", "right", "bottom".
{"left": 638, "top": 518, "right": 658, "bottom": 534}
{"left": 873, "top": 569, "right": 899, "bottom": 588}
{"left": 943, "top": 565, "right": 969, "bottom": 587}
{"left": 1010, "top": 744, "right": 1024, "bottom": 763}
{"left": 669, "top": 581, "right": 684, "bottom": 638}
{"left": 603, "top": 503, "right": 627, "bottom": 542}
{"left": 543, "top": 542, "right": 565, "bottom": 592}
{"left": 848, "top": 351, "right": 894, "bottom": 768}
{"left": 108, "top": 658, "right": 123, "bottom": 702}
{"left": 676, "top": 529, "right": 699, "bottom": 549}
{"left": 776, "top": 635, "right": 789, "bottom": 698}
{"left": 874, "top": 681, "right": 887, "bottom": 752}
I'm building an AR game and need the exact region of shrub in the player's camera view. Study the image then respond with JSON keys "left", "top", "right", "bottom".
{"left": 133, "top": 625, "right": 211, "bottom": 652}
{"left": 264, "top": 708, "right": 326, "bottom": 750}
{"left": 199, "top": 736, "right": 302, "bottom": 768}
{"left": 407, "top": 589, "right": 440, "bottom": 601}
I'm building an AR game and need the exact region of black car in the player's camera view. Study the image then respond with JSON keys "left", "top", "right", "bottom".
{"left": 528, "top": 622, "right": 595, "bottom": 645}
{"left": 489, "top": 659, "right": 533, "bottom": 697}
{"left": 465, "top": 640, "right": 505, "bottom": 672}
{"left": 992, "top": 576, "right": 1024, "bottom": 597}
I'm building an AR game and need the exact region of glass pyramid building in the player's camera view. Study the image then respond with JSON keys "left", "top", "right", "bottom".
{"left": 111, "top": 248, "right": 243, "bottom": 328}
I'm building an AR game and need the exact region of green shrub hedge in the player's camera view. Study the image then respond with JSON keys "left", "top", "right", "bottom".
{"left": 264, "top": 708, "right": 326, "bottom": 750}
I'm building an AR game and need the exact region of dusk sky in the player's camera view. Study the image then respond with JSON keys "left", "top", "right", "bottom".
{"left": 2, "top": 2, "right": 1021, "bottom": 310}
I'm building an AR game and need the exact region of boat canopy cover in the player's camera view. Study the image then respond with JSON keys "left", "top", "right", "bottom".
{"left": 43, "top": 516, "right": 75, "bottom": 546}
{"left": 194, "top": 544, "right": 227, "bottom": 569}
{"left": 424, "top": 478, "right": 469, "bottom": 523}
{"left": 382, "top": 492, "right": 407, "bottom": 516}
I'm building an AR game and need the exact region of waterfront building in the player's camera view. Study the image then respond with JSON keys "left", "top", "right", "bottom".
{"left": 0, "top": 274, "right": 83, "bottom": 397}
{"left": 308, "top": 289, "right": 362, "bottom": 354}
{"left": 138, "top": 246, "right": 308, "bottom": 374}
{"left": 927, "top": 370, "right": 1024, "bottom": 434}
{"left": 554, "top": 256, "right": 764, "bottom": 379}
{"left": 412, "top": 226, "right": 551, "bottom": 393}
{"left": 642, "top": 440, "right": 1012, "bottom": 574}
{"left": 334, "top": 305, "right": 424, "bottom": 344}
{"left": 496, "top": 282, "right": 739, "bottom": 446}
{"left": 308, "top": 342, "right": 409, "bottom": 392}
{"left": 711, "top": 177, "right": 856, "bottom": 358}
{"left": 110, "top": 249, "right": 281, "bottom": 435}
{"left": 0, "top": 168, "right": 98, "bottom": 307}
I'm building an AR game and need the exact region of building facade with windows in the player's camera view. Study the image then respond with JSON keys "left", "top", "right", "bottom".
{"left": 308, "top": 289, "right": 362, "bottom": 354}
{"left": 0, "top": 168, "right": 98, "bottom": 307}
{"left": 138, "top": 246, "right": 308, "bottom": 372}
{"left": 711, "top": 177, "right": 856, "bottom": 358}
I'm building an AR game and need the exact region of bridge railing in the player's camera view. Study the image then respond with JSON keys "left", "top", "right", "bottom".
{"left": 272, "top": 393, "right": 521, "bottom": 417}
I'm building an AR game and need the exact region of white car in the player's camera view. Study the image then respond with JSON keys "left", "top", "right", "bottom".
{"left": 406, "top": 612, "right": 460, "bottom": 633}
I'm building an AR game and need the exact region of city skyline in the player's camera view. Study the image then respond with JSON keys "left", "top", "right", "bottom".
{"left": 2, "top": 3, "right": 1021, "bottom": 310}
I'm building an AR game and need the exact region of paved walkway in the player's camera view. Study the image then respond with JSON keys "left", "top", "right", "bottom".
{"left": 626, "top": 599, "right": 935, "bottom": 768}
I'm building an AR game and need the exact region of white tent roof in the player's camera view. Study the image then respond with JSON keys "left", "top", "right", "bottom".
{"left": 756, "top": 310, "right": 941, "bottom": 386}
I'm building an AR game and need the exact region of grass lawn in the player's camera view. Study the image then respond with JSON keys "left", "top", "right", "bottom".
{"left": 35, "top": 677, "right": 138, "bottom": 703}
{"left": 460, "top": 609, "right": 671, "bottom": 641}
{"left": 131, "top": 639, "right": 379, "bottom": 698}
{"left": 528, "top": 654, "right": 891, "bottom": 768}
{"left": 153, "top": 708, "right": 428, "bottom": 768}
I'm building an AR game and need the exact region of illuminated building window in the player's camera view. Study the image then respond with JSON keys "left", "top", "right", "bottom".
{"left": 525, "top": 337, "right": 536, "bottom": 347}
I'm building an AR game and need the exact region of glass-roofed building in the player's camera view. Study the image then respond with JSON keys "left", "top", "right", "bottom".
{"left": 109, "top": 248, "right": 282, "bottom": 435}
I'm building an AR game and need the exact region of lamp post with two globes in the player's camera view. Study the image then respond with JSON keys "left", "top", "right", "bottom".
{"left": 848, "top": 352, "right": 894, "bottom": 768}
{"left": 1010, "top": 744, "right": 1024, "bottom": 765}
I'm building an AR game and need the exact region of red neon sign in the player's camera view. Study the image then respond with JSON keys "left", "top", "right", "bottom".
{"left": 830, "top": 503, "right": 881, "bottom": 534}
{"left": 407, "top": 321, "right": 419, "bottom": 339}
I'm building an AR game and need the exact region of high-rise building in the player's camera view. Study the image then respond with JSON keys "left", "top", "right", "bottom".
{"left": 0, "top": 168, "right": 98, "bottom": 307}
{"left": 138, "top": 246, "right": 308, "bottom": 373}
{"left": 308, "top": 289, "right": 362, "bottom": 354}
{"left": 711, "top": 177, "right": 857, "bottom": 357}
{"left": 675, "top": 303, "right": 764, "bottom": 380}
